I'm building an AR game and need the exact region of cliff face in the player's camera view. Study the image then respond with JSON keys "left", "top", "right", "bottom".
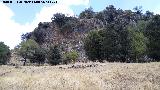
{"left": 29, "top": 18, "right": 104, "bottom": 61}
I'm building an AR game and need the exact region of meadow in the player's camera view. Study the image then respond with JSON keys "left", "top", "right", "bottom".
{"left": 0, "top": 62, "right": 160, "bottom": 90}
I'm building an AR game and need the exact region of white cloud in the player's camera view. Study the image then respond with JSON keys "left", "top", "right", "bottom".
{"left": 34, "top": 4, "right": 74, "bottom": 23}
{"left": 0, "top": 0, "right": 89, "bottom": 49}
{"left": 0, "top": 3, "right": 22, "bottom": 49}
{"left": 34, "top": 0, "right": 90, "bottom": 23}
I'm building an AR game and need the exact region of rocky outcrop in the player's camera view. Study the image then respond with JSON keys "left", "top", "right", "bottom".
{"left": 36, "top": 18, "right": 104, "bottom": 61}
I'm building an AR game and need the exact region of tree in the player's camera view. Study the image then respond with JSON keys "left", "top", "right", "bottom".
{"left": 21, "top": 22, "right": 52, "bottom": 45}
{"left": 18, "top": 39, "right": 39, "bottom": 66}
{"left": 18, "top": 39, "right": 47, "bottom": 66}
{"left": 21, "top": 32, "right": 32, "bottom": 41}
{"left": 144, "top": 11, "right": 154, "bottom": 21}
{"left": 84, "top": 30, "right": 103, "bottom": 61}
{"left": 95, "top": 11, "right": 105, "bottom": 23}
{"left": 0, "top": 42, "right": 10, "bottom": 65}
{"left": 82, "top": 5, "right": 153, "bottom": 62}
{"left": 32, "top": 27, "right": 46, "bottom": 44}
{"left": 30, "top": 47, "right": 46, "bottom": 65}
{"left": 51, "top": 13, "right": 67, "bottom": 28}
{"left": 104, "top": 5, "right": 118, "bottom": 23}
{"left": 48, "top": 45, "right": 62, "bottom": 65}
{"left": 99, "top": 26, "right": 120, "bottom": 62}
{"left": 145, "top": 15, "right": 160, "bottom": 61}
{"left": 133, "top": 6, "right": 142, "bottom": 15}
{"left": 60, "top": 17, "right": 78, "bottom": 34}
{"left": 51, "top": 13, "right": 78, "bottom": 34}
{"left": 133, "top": 6, "right": 143, "bottom": 22}
{"left": 127, "top": 22, "right": 147, "bottom": 62}
{"left": 84, "top": 20, "right": 147, "bottom": 63}
{"left": 79, "top": 7, "right": 95, "bottom": 19}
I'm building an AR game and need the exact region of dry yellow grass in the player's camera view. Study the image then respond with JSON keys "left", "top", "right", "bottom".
{"left": 0, "top": 62, "right": 160, "bottom": 90}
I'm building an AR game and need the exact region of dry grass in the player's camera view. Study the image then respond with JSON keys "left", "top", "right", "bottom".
{"left": 0, "top": 62, "right": 160, "bottom": 90}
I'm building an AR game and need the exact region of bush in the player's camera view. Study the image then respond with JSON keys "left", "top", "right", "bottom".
{"left": 63, "top": 51, "right": 79, "bottom": 64}
{"left": 0, "top": 42, "right": 10, "bottom": 65}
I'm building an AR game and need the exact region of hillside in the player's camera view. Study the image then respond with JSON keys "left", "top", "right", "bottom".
{"left": 0, "top": 62, "right": 160, "bottom": 90}
{"left": 6, "top": 5, "right": 160, "bottom": 65}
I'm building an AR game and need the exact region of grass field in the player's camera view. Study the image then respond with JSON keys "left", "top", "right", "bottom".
{"left": 0, "top": 62, "right": 160, "bottom": 90}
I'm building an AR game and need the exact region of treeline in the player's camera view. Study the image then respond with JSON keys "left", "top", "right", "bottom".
{"left": 83, "top": 5, "right": 159, "bottom": 62}
{"left": 13, "top": 39, "right": 79, "bottom": 65}
{"left": 1, "top": 5, "right": 160, "bottom": 65}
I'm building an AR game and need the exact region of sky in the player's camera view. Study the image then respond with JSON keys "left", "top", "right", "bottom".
{"left": 0, "top": 0, "right": 160, "bottom": 49}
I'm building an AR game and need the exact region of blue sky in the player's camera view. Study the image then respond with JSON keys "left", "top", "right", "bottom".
{"left": 0, "top": 0, "right": 160, "bottom": 49}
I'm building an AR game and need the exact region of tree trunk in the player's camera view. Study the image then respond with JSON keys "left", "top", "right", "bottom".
{"left": 23, "top": 58, "right": 26, "bottom": 66}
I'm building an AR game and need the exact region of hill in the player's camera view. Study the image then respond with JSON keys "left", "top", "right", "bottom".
{"left": 7, "top": 5, "right": 160, "bottom": 65}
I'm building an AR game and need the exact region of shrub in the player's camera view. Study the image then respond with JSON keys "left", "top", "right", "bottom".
{"left": 63, "top": 51, "right": 79, "bottom": 64}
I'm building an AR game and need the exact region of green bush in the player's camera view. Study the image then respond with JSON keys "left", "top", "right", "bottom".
{"left": 0, "top": 42, "right": 10, "bottom": 65}
{"left": 64, "top": 51, "right": 79, "bottom": 64}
